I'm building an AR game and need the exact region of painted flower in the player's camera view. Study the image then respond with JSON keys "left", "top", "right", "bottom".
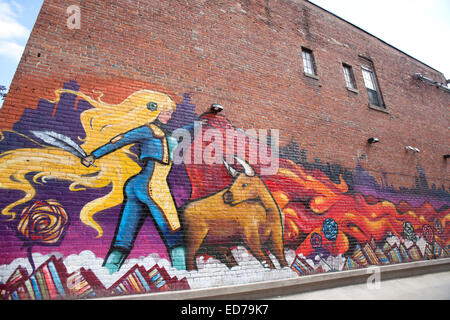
{"left": 310, "top": 232, "right": 322, "bottom": 249}
{"left": 17, "top": 200, "right": 69, "bottom": 245}
{"left": 322, "top": 218, "right": 338, "bottom": 241}
{"left": 422, "top": 224, "right": 434, "bottom": 244}
{"left": 403, "top": 221, "right": 417, "bottom": 242}
{"left": 433, "top": 218, "right": 443, "bottom": 235}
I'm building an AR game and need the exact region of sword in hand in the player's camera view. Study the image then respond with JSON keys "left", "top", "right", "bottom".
{"left": 81, "top": 155, "right": 95, "bottom": 167}
{"left": 31, "top": 130, "right": 97, "bottom": 167}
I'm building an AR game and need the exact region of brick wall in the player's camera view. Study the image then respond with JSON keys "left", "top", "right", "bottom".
{"left": 0, "top": 0, "right": 448, "bottom": 300}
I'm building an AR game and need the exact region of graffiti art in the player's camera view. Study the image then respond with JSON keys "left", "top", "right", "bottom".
{"left": 0, "top": 80, "right": 448, "bottom": 300}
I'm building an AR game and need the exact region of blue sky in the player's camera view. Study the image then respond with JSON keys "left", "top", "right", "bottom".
{"left": 309, "top": 0, "right": 450, "bottom": 79}
{"left": 1, "top": 0, "right": 449, "bottom": 107}
{"left": 0, "top": 0, "right": 43, "bottom": 85}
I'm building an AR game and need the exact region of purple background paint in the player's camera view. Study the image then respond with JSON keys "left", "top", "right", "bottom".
{"left": 353, "top": 164, "right": 449, "bottom": 210}
{"left": 0, "top": 81, "right": 196, "bottom": 264}
{"left": 0, "top": 81, "right": 448, "bottom": 266}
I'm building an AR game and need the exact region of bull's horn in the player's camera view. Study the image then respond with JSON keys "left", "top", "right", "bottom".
{"left": 234, "top": 156, "right": 255, "bottom": 177}
{"left": 223, "top": 159, "right": 238, "bottom": 178}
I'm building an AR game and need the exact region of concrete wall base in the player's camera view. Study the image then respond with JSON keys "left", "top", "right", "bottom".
{"left": 98, "top": 258, "right": 450, "bottom": 300}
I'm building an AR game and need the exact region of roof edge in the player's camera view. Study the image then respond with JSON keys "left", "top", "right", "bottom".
{"left": 304, "top": 0, "right": 445, "bottom": 77}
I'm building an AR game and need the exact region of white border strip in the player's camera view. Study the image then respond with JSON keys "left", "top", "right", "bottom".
{"left": 96, "top": 258, "right": 450, "bottom": 300}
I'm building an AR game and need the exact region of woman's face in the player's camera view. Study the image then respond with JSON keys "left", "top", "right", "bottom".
{"left": 157, "top": 109, "right": 173, "bottom": 124}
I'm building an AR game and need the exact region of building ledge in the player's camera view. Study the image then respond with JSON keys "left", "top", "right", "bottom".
{"left": 368, "top": 104, "right": 390, "bottom": 114}
{"left": 304, "top": 72, "right": 320, "bottom": 81}
{"left": 346, "top": 87, "right": 359, "bottom": 94}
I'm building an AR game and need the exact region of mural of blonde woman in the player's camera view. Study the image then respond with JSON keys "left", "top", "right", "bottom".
{"left": 0, "top": 88, "right": 186, "bottom": 274}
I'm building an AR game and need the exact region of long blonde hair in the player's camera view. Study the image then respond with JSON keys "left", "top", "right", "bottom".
{"left": 0, "top": 88, "right": 176, "bottom": 237}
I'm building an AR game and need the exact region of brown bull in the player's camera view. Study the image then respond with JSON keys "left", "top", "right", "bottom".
{"left": 181, "top": 157, "right": 287, "bottom": 271}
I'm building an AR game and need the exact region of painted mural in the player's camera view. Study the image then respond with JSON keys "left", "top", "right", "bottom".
{"left": 0, "top": 80, "right": 448, "bottom": 300}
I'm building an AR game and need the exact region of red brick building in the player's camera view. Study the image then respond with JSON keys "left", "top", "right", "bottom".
{"left": 0, "top": 0, "right": 448, "bottom": 300}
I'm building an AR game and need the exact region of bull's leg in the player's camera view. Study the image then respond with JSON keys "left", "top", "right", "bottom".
{"left": 221, "top": 247, "right": 238, "bottom": 268}
{"left": 185, "top": 227, "right": 209, "bottom": 271}
{"left": 209, "top": 246, "right": 238, "bottom": 269}
{"left": 268, "top": 232, "right": 288, "bottom": 268}
{"left": 268, "top": 223, "right": 288, "bottom": 268}
{"left": 243, "top": 228, "right": 275, "bottom": 269}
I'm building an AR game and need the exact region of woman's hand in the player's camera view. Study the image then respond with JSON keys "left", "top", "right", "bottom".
{"left": 81, "top": 155, "right": 95, "bottom": 167}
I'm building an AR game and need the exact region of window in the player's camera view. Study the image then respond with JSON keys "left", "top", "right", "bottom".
{"left": 302, "top": 48, "right": 317, "bottom": 76}
{"left": 342, "top": 63, "right": 357, "bottom": 90}
{"left": 360, "top": 58, "right": 384, "bottom": 107}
